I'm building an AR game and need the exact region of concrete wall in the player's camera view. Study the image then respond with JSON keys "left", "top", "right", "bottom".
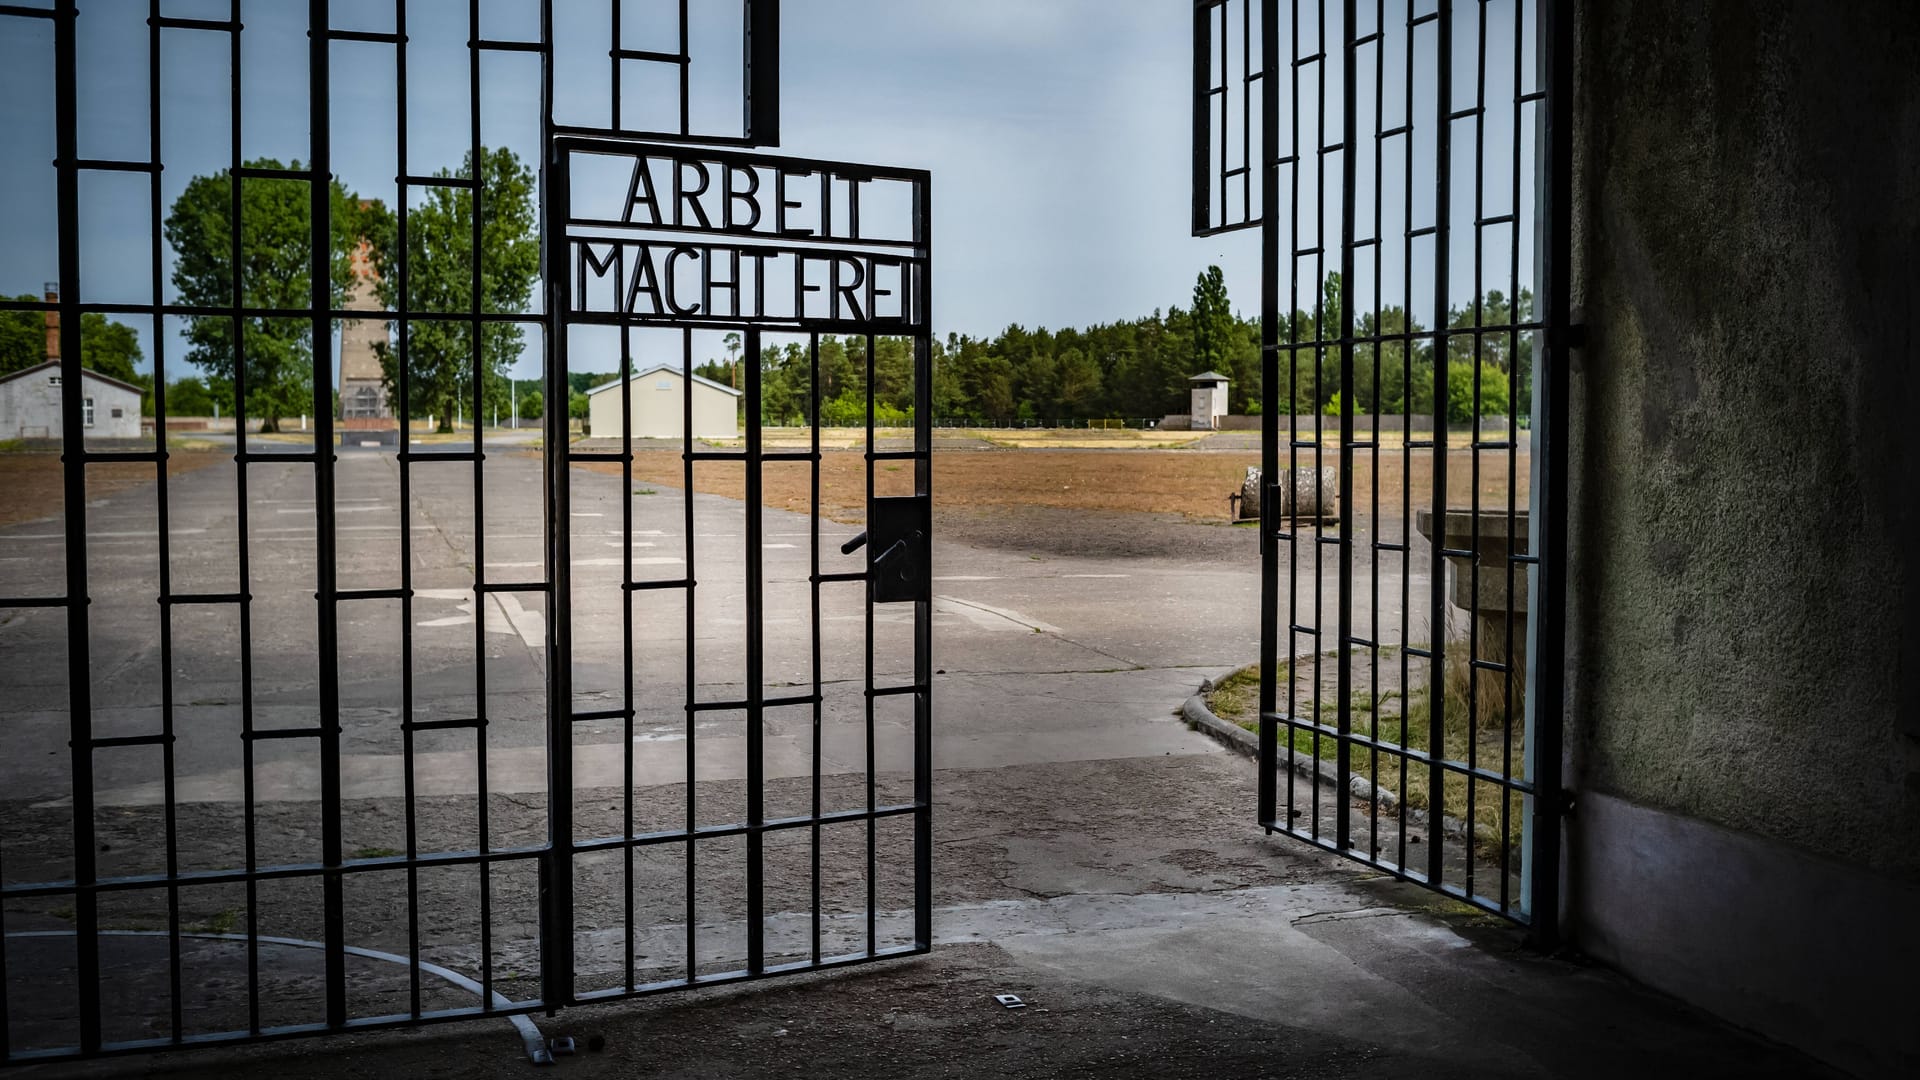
{"left": 0, "top": 368, "right": 142, "bottom": 440}
{"left": 587, "top": 371, "right": 739, "bottom": 440}
{"left": 1566, "top": 1, "right": 1919, "bottom": 1075}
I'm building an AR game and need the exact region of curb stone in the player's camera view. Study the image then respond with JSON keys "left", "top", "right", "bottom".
{"left": 1182, "top": 676, "right": 1495, "bottom": 849}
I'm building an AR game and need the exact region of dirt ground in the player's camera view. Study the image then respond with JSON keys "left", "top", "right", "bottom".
{"left": 580, "top": 446, "right": 1529, "bottom": 527}
{"left": 0, "top": 451, "right": 225, "bottom": 529}
{"left": 0, "top": 444, "right": 1525, "bottom": 535}
{"left": 56, "top": 943, "right": 1437, "bottom": 1080}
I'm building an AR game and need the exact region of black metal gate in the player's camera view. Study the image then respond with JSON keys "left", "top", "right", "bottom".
{"left": 1193, "top": 0, "right": 1569, "bottom": 930}
{"left": 0, "top": 0, "right": 931, "bottom": 1063}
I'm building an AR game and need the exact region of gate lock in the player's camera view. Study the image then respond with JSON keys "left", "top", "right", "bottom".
{"left": 839, "top": 494, "right": 931, "bottom": 604}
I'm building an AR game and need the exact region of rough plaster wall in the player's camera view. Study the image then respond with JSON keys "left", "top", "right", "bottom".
{"left": 1568, "top": 0, "right": 1919, "bottom": 879}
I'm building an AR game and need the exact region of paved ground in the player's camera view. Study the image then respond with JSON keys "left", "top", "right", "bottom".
{"left": 0, "top": 444, "right": 1825, "bottom": 1076}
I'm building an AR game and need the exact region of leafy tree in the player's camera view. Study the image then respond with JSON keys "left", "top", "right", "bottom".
{"left": 366, "top": 147, "right": 539, "bottom": 432}
{"left": 1446, "top": 359, "right": 1511, "bottom": 425}
{"left": 1445, "top": 287, "right": 1534, "bottom": 416}
{"left": 158, "top": 375, "right": 226, "bottom": 417}
{"left": 1, "top": 297, "right": 145, "bottom": 384}
{"left": 518, "top": 388, "right": 543, "bottom": 421}
{"left": 79, "top": 316, "right": 143, "bottom": 384}
{"left": 163, "top": 159, "right": 366, "bottom": 432}
{"left": 2, "top": 300, "right": 142, "bottom": 385}
{"left": 1191, "top": 264, "right": 1236, "bottom": 387}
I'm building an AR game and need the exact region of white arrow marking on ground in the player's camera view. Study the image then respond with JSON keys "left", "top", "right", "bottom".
{"left": 414, "top": 587, "right": 544, "bottom": 646}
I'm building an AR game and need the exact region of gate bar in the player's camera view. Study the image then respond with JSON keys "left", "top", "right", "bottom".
{"left": 306, "top": 0, "right": 349, "bottom": 1031}
{"left": 1527, "top": 0, "right": 1574, "bottom": 949}
{"left": 746, "top": 327, "right": 766, "bottom": 976}
{"left": 1426, "top": 0, "right": 1454, "bottom": 889}
{"left": 540, "top": 50, "right": 577, "bottom": 1008}
{"left": 52, "top": 0, "right": 102, "bottom": 1053}
{"left": 1256, "top": 0, "right": 1280, "bottom": 834}
{"left": 1335, "top": 0, "right": 1357, "bottom": 852}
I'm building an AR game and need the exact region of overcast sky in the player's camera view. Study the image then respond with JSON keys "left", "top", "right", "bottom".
{"left": 0, "top": 0, "right": 1538, "bottom": 382}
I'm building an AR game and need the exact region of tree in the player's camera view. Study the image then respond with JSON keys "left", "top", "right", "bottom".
{"left": 367, "top": 147, "right": 539, "bottom": 432}
{"left": 518, "top": 388, "right": 543, "bottom": 421}
{"left": 723, "top": 331, "right": 742, "bottom": 390}
{"left": 1446, "top": 359, "right": 1511, "bottom": 426}
{"left": 163, "top": 159, "right": 365, "bottom": 432}
{"left": 1, "top": 298, "right": 145, "bottom": 383}
{"left": 1190, "top": 265, "right": 1235, "bottom": 380}
{"left": 158, "top": 376, "right": 225, "bottom": 417}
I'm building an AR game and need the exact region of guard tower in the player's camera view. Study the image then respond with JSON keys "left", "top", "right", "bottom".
{"left": 1188, "top": 371, "right": 1228, "bottom": 430}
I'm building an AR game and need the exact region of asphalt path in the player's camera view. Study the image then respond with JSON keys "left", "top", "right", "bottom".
{"left": 0, "top": 443, "right": 1430, "bottom": 812}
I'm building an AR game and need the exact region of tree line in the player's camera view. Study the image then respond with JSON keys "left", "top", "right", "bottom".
{"left": 714, "top": 268, "right": 1533, "bottom": 428}
{"left": 4, "top": 144, "right": 1532, "bottom": 431}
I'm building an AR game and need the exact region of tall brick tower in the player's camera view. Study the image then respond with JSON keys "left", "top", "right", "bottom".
{"left": 338, "top": 221, "right": 393, "bottom": 430}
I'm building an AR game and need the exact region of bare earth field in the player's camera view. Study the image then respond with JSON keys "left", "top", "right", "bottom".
{"left": 0, "top": 442, "right": 1524, "bottom": 533}
{"left": 0, "top": 451, "right": 225, "bottom": 529}
{"left": 585, "top": 445, "right": 1529, "bottom": 526}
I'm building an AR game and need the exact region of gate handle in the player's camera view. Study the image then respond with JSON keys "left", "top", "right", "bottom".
{"left": 840, "top": 531, "right": 868, "bottom": 555}
{"left": 872, "top": 534, "right": 920, "bottom": 589}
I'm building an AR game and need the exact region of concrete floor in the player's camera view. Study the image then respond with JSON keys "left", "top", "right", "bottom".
{"left": 0, "top": 445, "right": 1825, "bottom": 1076}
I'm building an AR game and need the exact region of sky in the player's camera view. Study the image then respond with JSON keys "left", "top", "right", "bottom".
{"left": 0, "top": 0, "right": 1541, "bottom": 385}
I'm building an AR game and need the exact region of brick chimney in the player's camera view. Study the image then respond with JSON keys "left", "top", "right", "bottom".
{"left": 43, "top": 282, "right": 58, "bottom": 362}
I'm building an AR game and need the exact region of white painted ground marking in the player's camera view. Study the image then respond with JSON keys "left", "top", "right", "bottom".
{"left": 493, "top": 591, "right": 546, "bottom": 648}
{"left": 78, "top": 529, "right": 208, "bottom": 539}
{"left": 0, "top": 528, "right": 198, "bottom": 540}
{"left": 413, "top": 587, "right": 544, "bottom": 646}
{"left": 601, "top": 541, "right": 659, "bottom": 548}
{"left": 249, "top": 524, "right": 437, "bottom": 535}
{"left": 933, "top": 595, "right": 1063, "bottom": 634}
{"left": 763, "top": 543, "right": 795, "bottom": 549}
{"left": 608, "top": 530, "right": 667, "bottom": 536}
{"left": 277, "top": 505, "right": 390, "bottom": 514}
{"left": 415, "top": 588, "right": 476, "bottom": 628}
{"left": 571, "top": 512, "right": 603, "bottom": 517}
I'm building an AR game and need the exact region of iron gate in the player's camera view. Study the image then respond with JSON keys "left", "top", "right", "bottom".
{"left": 1193, "top": 0, "right": 1569, "bottom": 930}
{"left": 0, "top": 0, "right": 932, "bottom": 1063}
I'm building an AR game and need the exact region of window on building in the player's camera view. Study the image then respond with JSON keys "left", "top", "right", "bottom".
{"left": 111, "top": 407, "right": 124, "bottom": 419}
{"left": 83, "top": 397, "right": 94, "bottom": 428}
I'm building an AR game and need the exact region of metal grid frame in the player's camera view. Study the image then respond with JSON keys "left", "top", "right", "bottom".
{"left": 545, "top": 136, "right": 934, "bottom": 1005}
{"left": 1198, "top": 0, "right": 1570, "bottom": 930}
{"left": 0, "top": 0, "right": 930, "bottom": 1066}
{"left": 1192, "top": 0, "right": 1265, "bottom": 235}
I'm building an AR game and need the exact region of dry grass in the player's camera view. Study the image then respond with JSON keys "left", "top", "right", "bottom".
{"left": 0, "top": 451, "right": 225, "bottom": 529}
{"left": 575, "top": 445, "right": 1529, "bottom": 525}
{"left": 1207, "top": 631, "right": 1528, "bottom": 861}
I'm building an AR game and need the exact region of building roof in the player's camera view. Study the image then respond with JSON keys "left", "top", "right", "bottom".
{"left": 584, "top": 363, "right": 745, "bottom": 398}
{"left": 0, "top": 360, "right": 145, "bottom": 396}
{"left": 1188, "top": 370, "right": 1229, "bottom": 384}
